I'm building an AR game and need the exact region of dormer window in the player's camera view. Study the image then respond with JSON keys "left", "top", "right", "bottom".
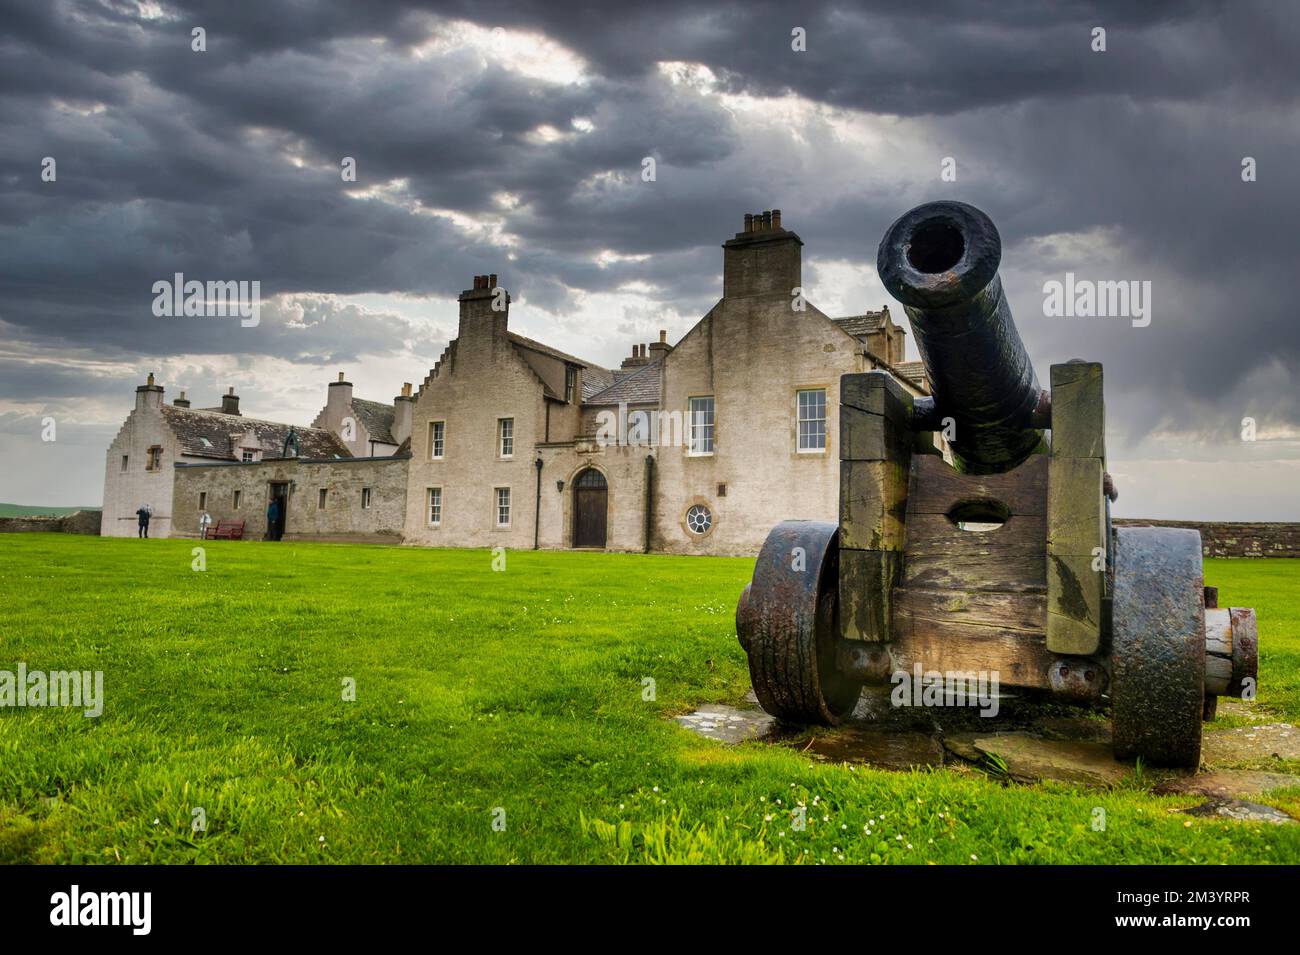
{"left": 241, "top": 448, "right": 256, "bottom": 463}
{"left": 565, "top": 366, "right": 577, "bottom": 403}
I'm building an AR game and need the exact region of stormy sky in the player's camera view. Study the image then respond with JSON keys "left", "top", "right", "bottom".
{"left": 1, "top": 0, "right": 1296, "bottom": 518}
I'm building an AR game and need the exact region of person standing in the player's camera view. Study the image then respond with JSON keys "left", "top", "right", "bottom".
{"left": 199, "top": 511, "right": 212, "bottom": 540}
{"left": 136, "top": 504, "right": 152, "bottom": 538}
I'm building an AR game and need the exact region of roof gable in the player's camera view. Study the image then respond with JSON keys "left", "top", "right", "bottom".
{"left": 350, "top": 397, "right": 396, "bottom": 444}
{"left": 831, "top": 310, "right": 890, "bottom": 337}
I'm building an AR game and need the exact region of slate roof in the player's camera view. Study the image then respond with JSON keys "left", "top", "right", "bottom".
{"left": 831, "top": 310, "right": 889, "bottom": 338}
{"left": 585, "top": 360, "right": 662, "bottom": 405}
{"left": 350, "top": 397, "right": 396, "bottom": 444}
{"left": 581, "top": 366, "right": 615, "bottom": 400}
{"left": 894, "top": 361, "right": 927, "bottom": 388}
{"left": 161, "top": 405, "right": 351, "bottom": 461}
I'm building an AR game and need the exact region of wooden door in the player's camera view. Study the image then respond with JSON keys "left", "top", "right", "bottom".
{"left": 572, "top": 469, "right": 608, "bottom": 548}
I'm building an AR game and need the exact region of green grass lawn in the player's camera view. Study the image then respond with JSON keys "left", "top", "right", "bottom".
{"left": 0, "top": 534, "right": 1297, "bottom": 864}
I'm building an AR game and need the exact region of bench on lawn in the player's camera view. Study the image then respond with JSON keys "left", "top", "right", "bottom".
{"left": 208, "top": 520, "right": 245, "bottom": 540}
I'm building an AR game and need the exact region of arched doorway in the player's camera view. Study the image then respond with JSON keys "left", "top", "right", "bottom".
{"left": 572, "top": 468, "right": 608, "bottom": 548}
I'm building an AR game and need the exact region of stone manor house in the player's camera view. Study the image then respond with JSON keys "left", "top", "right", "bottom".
{"left": 101, "top": 211, "right": 929, "bottom": 555}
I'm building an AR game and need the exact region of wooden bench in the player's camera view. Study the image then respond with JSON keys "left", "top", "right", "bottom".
{"left": 208, "top": 520, "right": 245, "bottom": 540}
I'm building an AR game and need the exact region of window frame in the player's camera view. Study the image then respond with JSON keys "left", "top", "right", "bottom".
{"left": 318, "top": 488, "right": 328, "bottom": 510}
{"left": 494, "top": 486, "right": 511, "bottom": 527}
{"left": 233, "top": 490, "right": 241, "bottom": 509}
{"left": 796, "top": 387, "right": 828, "bottom": 453}
{"left": 121, "top": 454, "right": 129, "bottom": 472}
{"left": 564, "top": 366, "right": 577, "bottom": 403}
{"left": 427, "top": 487, "right": 442, "bottom": 527}
{"left": 429, "top": 420, "right": 445, "bottom": 460}
{"left": 498, "top": 417, "right": 514, "bottom": 459}
{"left": 146, "top": 445, "right": 163, "bottom": 471}
{"left": 361, "top": 486, "right": 372, "bottom": 510}
{"left": 687, "top": 396, "right": 715, "bottom": 456}
{"left": 198, "top": 491, "right": 207, "bottom": 511}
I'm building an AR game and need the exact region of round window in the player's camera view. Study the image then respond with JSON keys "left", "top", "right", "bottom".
{"left": 686, "top": 504, "right": 713, "bottom": 535}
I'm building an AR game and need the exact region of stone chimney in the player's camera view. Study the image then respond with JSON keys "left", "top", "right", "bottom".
{"left": 459, "top": 273, "right": 509, "bottom": 346}
{"left": 392, "top": 382, "right": 414, "bottom": 446}
{"left": 326, "top": 371, "right": 353, "bottom": 424}
{"left": 621, "top": 342, "right": 650, "bottom": 369}
{"left": 723, "top": 207, "right": 802, "bottom": 298}
{"left": 647, "top": 329, "right": 673, "bottom": 361}
{"left": 220, "top": 386, "right": 241, "bottom": 416}
{"left": 135, "top": 372, "right": 164, "bottom": 413}
{"left": 173, "top": 390, "right": 190, "bottom": 408}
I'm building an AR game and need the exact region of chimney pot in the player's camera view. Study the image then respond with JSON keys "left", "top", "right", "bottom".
{"left": 772, "top": 209, "right": 782, "bottom": 229}
{"left": 146, "top": 373, "right": 155, "bottom": 386}
{"left": 228, "top": 387, "right": 235, "bottom": 395}
{"left": 659, "top": 329, "right": 667, "bottom": 343}
{"left": 402, "top": 382, "right": 412, "bottom": 397}
{"left": 762, "top": 210, "right": 772, "bottom": 230}
{"left": 744, "top": 213, "right": 753, "bottom": 233}
{"left": 489, "top": 273, "right": 498, "bottom": 288}
{"left": 338, "top": 372, "right": 345, "bottom": 382}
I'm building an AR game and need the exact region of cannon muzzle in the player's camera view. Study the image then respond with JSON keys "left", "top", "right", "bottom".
{"left": 877, "top": 200, "right": 1044, "bottom": 473}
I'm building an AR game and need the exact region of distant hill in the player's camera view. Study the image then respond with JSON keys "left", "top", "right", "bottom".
{"left": 0, "top": 503, "right": 100, "bottom": 517}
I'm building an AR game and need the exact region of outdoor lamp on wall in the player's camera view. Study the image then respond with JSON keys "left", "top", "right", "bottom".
{"left": 556, "top": 479, "right": 565, "bottom": 493}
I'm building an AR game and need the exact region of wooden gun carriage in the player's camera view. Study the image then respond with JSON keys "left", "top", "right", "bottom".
{"left": 735, "top": 201, "right": 1257, "bottom": 767}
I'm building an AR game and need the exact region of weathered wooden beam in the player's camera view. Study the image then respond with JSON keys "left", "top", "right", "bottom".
{"left": 840, "top": 459, "right": 909, "bottom": 551}
{"left": 838, "top": 372, "right": 912, "bottom": 643}
{"left": 907, "top": 454, "right": 1047, "bottom": 516}
{"left": 1049, "top": 361, "right": 1105, "bottom": 458}
{"left": 1045, "top": 361, "right": 1106, "bottom": 656}
{"left": 839, "top": 548, "right": 900, "bottom": 644}
{"left": 841, "top": 370, "right": 914, "bottom": 422}
{"left": 892, "top": 586, "right": 1054, "bottom": 689}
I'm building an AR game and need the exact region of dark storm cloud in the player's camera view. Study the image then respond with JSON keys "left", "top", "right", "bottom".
{"left": 0, "top": 0, "right": 1296, "bottom": 456}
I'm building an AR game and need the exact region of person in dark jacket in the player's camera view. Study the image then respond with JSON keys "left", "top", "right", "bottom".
{"left": 266, "top": 499, "right": 280, "bottom": 541}
{"left": 136, "top": 505, "right": 152, "bottom": 538}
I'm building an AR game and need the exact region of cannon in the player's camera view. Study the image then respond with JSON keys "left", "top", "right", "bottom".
{"left": 735, "top": 200, "right": 1258, "bottom": 767}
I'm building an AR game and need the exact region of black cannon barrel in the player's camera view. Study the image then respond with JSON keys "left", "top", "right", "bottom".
{"left": 877, "top": 200, "right": 1044, "bottom": 474}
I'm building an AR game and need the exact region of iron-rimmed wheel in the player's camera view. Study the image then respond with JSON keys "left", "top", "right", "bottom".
{"left": 1111, "top": 526, "right": 1206, "bottom": 767}
{"left": 735, "top": 521, "right": 862, "bottom": 724}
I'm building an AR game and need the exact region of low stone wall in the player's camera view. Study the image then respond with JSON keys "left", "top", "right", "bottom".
{"left": 173, "top": 455, "right": 409, "bottom": 541}
{"left": 1115, "top": 519, "right": 1300, "bottom": 558}
{"left": 0, "top": 510, "right": 102, "bottom": 535}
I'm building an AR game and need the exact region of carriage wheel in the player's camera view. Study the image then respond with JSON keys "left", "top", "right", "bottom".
{"left": 735, "top": 521, "right": 862, "bottom": 724}
{"left": 1110, "top": 526, "right": 1206, "bottom": 767}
